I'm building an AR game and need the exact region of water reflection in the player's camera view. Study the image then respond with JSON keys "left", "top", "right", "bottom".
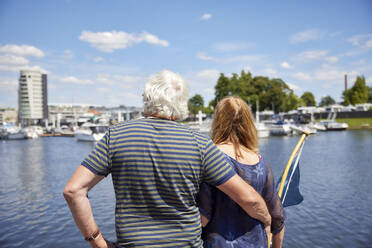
{"left": 17, "top": 139, "right": 46, "bottom": 200}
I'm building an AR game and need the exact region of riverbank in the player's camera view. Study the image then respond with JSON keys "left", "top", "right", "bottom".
{"left": 336, "top": 117, "right": 372, "bottom": 129}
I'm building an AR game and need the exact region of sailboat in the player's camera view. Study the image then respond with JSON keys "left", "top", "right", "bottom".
{"left": 255, "top": 101, "right": 270, "bottom": 138}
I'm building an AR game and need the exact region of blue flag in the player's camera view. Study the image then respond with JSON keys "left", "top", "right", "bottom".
{"left": 276, "top": 158, "right": 304, "bottom": 207}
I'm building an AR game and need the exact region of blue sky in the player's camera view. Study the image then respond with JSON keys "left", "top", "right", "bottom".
{"left": 0, "top": 0, "right": 371, "bottom": 108}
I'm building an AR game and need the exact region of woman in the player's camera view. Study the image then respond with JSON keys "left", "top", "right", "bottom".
{"left": 198, "top": 96, "right": 285, "bottom": 248}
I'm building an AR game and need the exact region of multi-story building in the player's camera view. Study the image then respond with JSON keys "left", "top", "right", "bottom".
{"left": 18, "top": 70, "right": 48, "bottom": 126}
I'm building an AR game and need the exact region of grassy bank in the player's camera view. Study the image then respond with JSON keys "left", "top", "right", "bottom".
{"left": 336, "top": 118, "right": 372, "bottom": 129}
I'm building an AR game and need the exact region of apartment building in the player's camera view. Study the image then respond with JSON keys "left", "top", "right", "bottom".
{"left": 18, "top": 70, "right": 48, "bottom": 126}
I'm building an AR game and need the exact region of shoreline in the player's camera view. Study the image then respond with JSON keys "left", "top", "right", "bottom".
{"left": 347, "top": 126, "right": 372, "bottom": 130}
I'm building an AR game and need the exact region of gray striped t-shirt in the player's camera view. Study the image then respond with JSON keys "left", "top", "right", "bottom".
{"left": 81, "top": 117, "right": 235, "bottom": 247}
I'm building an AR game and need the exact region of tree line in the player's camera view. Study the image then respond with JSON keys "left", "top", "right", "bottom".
{"left": 188, "top": 70, "right": 372, "bottom": 115}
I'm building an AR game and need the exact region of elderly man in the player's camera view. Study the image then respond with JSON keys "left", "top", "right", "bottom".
{"left": 63, "top": 70, "right": 271, "bottom": 248}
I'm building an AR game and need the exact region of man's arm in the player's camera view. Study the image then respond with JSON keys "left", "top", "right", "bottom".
{"left": 217, "top": 174, "right": 271, "bottom": 228}
{"left": 63, "top": 165, "right": 110, "bottom": 248}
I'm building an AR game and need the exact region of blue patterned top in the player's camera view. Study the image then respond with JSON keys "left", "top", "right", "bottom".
{"left": 197, "top": 154, "right": 285, "bottom": 248}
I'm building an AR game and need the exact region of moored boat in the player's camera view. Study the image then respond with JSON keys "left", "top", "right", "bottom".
{"left": 75, "top": 123, "right": 107, "bottom": 142}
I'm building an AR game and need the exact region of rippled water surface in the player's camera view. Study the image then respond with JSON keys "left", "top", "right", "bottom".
{"left": 1, "top": 130, "right": 372, "bottom": 247}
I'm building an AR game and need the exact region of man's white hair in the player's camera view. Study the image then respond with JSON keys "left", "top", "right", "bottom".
{"left": 143, "top": 70, "right": 189, "bottom": 120}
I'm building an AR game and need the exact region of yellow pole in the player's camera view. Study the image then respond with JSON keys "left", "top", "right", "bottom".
{"left": 267, "top": 131, "right": 309, "bottom": 248}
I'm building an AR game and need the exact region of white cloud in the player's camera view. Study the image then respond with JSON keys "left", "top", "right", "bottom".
{"left": 295, "top": 50, "right": 329, "bottom": 61}
{"left": 325, "top": 56, "right": 339, "bottom": 63}
{"left": 366, "top": 76, "right": 372, "bottom": 85}
{"left": 95, "top": 74, "right": 113, "bottom": 85}
{"left": 280, "top": 62, "right": 293, "bottom": 69}
{"left": 119, "top": 92, "right": 141, "bottom": 101}
{"left": 214, "top": 42, "right": 253, "bottom": 52}
{"left": 114, "top": 75, "right": 144, "bottom": 83}
{"left": 0, "top": 54, "right": 29, "bottom": 65}
{"left": 344, "top": 34, "right": 372, "bottom": 56}
{"left": 224, "top": 54, "right": 264, "bottom": 64}
{"left": 203, "top": 88, "right": 215, "bottom": 95}
{"left": 0, "top": 79, "right": 18, "bottom": 90}
{"left": 94, "top": 57, "right": 105, "bottom": 62}
{"left": 196, "top": 52, "right": 264, "bottom": 64}
{"left": 97, "top": 87, "right": 111, "bottom": 93}
{"left": 59, "top": 76, "right": 93, "bottom": 85}
{"left": 197, "top": 52, "right": 214, "bottom": 61}
{"left": 242, "top": 66, "right": 252, "bottom": 72}
{"left": 95, "top": 74, "right": 145, "bottom": 89}
{"left": 24, "top": 65, "right": 48, "bottom": 73}
{"left": 292, "top": 72, "right": 312, "bottom": 81}
{"left": 197, "top": 69, "right": 220, "bottom": 80}
{"left": 0, "top": 44, "right": 44, "bottom": 57}
{"left": 262, "top": 68, "right": 277, "bottom": 77}
{"left": 366, "top": 39, "right": 372, "bottom": 49}
{"left": 347, "top": 34, "right": 372, "bottom": 49}
{"left": 286, "top": 82, "right": 301, "bottom": 91}
{"left": 62, "top": 50, "right": 74, "bottom": 59}
{"left": 289, "top": 29, "right": 324, "bottom": 44}
{"left": 200, "top": 13, "right": 212, "bottom": 20}
{"left": 0, "top": 64, "right": 46, "bottom": 73}
{"left": 314, "top": 69, "right": 345, "bottom": 81}
{"left": 79, "top": 30, "right": 169, "bottom": 52}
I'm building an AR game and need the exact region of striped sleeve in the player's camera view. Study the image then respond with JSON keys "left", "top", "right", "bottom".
{"left": 81, "top": 130, "right": 112, "bottom": 176}
{"left": 202, "top": 140, "right": 236, "bottom": 186}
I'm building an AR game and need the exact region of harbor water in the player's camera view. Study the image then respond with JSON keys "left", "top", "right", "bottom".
{"left": 0, "top": 130, "right": 372, "bottom": 247}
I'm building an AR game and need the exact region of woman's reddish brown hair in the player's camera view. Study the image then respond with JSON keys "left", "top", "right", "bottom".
{"left": 211, "top": 96, "right": 258, "bottom": 159}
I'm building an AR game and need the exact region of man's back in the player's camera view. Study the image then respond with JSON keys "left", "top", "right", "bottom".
{"left": 82, "top": 117, "right": 235, "bottom": 247}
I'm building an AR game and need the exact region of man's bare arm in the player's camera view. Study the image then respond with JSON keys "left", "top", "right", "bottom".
{"left": 217, "top": 174, "right": 271, "bottom": 227}
{"left": 63, "top": 165, "right": 110, "bottom": 248}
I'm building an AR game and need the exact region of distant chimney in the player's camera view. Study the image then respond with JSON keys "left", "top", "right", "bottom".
{"left": 344, "top": 74, "right": 348, "bottom": 91}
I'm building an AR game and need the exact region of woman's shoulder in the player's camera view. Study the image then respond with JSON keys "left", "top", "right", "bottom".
{"left": 217, "top": 144, "right": 260, "bottom": 166}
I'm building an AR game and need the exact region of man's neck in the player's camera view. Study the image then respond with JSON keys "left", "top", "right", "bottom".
{"left": 145, "top": 114, "right": 175, "bottom": 121}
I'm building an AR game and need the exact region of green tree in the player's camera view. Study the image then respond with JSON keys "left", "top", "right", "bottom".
{"left": 300, "top": 91, "right": 316, "bottom": 106}
{"left": 319, "top": 95, "right": 336, "bottom": 106}
{"left": 342, "top": 89, "right": 351, "bottom": 106}
{"left": 343, "top": 76, "right": 369, "bottom": 105}
{"left": 368, "top": 86, "right": 372, "bottom": 103}
{"left": 283, "top": 92, "right": 303, "bottom": 112}
{"left": 214, "top": 73, "right": 231, "bottom": 105}
{"left": 188, "top": 94, "right": 204, "bottom": 115}
{"left": 350, "top": 76, "right": 368, "bottom": 104}
{"left": 212, "top": 70, "right": 300, "bottom": 113}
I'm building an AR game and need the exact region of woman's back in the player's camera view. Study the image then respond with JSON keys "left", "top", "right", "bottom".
{"left": 199, "top": 95, "right": 285, "bottom": 248}
{"left": 198, "top": 148, "right": 269, "bottom": 248}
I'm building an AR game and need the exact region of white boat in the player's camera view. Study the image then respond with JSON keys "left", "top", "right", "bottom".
{"left": 320, "top": 120, "right": 348, "bottom": 131}
{"left": 264, "top": 119, "right": 293, "bottom": 136}
{"left": 256, "top": 122, "right": 270, "bottom": 138}
{"left": 307, "top": 112, "right": 326, "bottom": 131}
{"left": 6, "top": 126, "right": 25, "bottom": 140}
{"left": 23, "top": 126, "right": 44, "bottom": 139}
{"left": 320, "top": 112, "right": 348, "bottom": 131}
{"left": 308, "top": 122, "right": 327, "bottom": 131}
{"left": 60, "top": 125, "right": 75, "bottom": 137}
{"left": 75, "top": 123, "right": 107, "bottom": 142}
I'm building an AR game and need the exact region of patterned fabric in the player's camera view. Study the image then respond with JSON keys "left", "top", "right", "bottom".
{"left": 198, "top": 154, "right": 285, "bottom": 248}
{"left": 81, "top": 118, "right": 236, "bottom": 248}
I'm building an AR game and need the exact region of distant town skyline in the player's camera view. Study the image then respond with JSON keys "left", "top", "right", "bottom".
{"left": 0, "top": 0, "right": 371, "bottom": 109}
